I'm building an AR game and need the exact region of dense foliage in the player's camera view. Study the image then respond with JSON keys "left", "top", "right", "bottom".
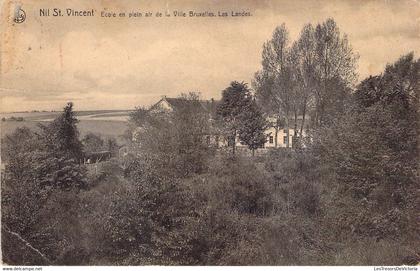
{"left": 217, "top": 81, "right": 267, "bottom": 154}
{"left": 311, "top": 53, "right": 419, "bottom": 264}
{"left": 1, "top": 37, "right": 418, "bottom": 266}
{"left": 2, "top": 104, "right": 88, "bottom": 264}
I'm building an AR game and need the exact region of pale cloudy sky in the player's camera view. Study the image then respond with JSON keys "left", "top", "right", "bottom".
{"left": 0, "top": 0, "right": 419, "bottom": 112}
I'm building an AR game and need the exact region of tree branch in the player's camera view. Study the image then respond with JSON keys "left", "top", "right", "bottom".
{"left": 2, "top": 225, "right": 51, "bottom": 264}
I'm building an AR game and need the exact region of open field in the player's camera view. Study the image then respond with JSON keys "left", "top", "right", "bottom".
{"left": 1, "top": 120, "right": 129, "bottom": 145}
{"left": 0, "top": 110, "right": 132, "bottom": 121}
{"left": 1, "top": 110, "right": 131, "bottom": 145}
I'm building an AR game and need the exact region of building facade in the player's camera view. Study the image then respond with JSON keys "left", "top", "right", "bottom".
{"left": 145, "top": 96, "right": 306, "bottom": 149}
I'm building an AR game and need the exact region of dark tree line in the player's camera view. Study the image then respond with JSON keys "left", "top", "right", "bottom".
{"left": 313, "top": 53, "right": 419, "bottom": 250}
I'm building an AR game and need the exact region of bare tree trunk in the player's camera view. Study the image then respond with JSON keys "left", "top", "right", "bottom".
{"left": 315, "top": 91, "right": 322, "bottom": 127}
{"left": 232, "top": 130, "right": 236, "bottom": 155}
{"left": 319, "top": 43, "right": 329, "bottom": 127}
{"left": 300, "top": 96, "right": 307, "bottom": 137}
{"left": 293, "top": 110, "right": 298, "bottom": 148}
{"left": 274, "top": 126, "right": 278, "bottom": 148}
{"left": 285, "top": 109, "right": 290, "bottom": 148}
{"left": 319, "top": 101, "right": 325, "bottom": 126}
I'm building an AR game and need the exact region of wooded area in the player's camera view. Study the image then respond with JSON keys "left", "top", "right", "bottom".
{"left": 1, "top": 19, "right": 419, "bottom": 265}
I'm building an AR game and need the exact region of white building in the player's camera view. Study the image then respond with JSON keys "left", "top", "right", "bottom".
{"left": 145, "top": 96, "right": 307, "bottom": 149}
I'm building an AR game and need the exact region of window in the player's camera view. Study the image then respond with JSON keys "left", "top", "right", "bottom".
{"left": 283, "top": 128, "right": 288, "bottom": 133}
{"left": 206, "top": 135, "right": 211, "bottom": 145}
{"left": 283, "top": 136, "right": 288, "bottom": 144}
{"left": 269, "top": 136, "right": 274, "bottom": 144}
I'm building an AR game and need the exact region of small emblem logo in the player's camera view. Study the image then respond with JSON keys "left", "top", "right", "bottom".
{"left": 13, "top": 6, "right": 26, "bottom": 23}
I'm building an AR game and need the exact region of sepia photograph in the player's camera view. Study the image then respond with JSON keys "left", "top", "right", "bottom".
{"left": 0, "top": 0, "right": 419, "bottom": 267}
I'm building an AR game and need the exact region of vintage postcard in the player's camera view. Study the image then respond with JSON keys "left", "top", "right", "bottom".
{"left": 0, "top": 0, "right": 419, "bottom": 267}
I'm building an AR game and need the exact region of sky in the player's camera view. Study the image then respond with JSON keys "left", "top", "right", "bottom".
{"left": 0, "top": 0, "right": 419, "bottom": 112}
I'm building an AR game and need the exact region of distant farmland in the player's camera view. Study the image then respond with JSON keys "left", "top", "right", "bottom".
{"left": 0, "top": 110, "right": 132, "bottom": 144}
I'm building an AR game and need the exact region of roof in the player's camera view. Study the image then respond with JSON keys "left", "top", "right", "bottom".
{"left": 165, "top": 97, "right": 203, "bottom": 111}
{"left": 150, "top": 97, "right": 219, "bottom": 117}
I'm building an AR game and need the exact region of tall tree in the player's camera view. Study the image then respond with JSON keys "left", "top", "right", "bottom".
{"left": 40, "top": 102, "right": 84, "bottom": 161}
{"left": 254, "top": 19, "right": 358, "bottom": 146}
{"left": 237, "top": 100, "right": 267, "bottom": 156}
{"left": 254, "top": 24, "right": 292, "bottom": 147}
{"left": 312, "top": 18, "right": 358, "bottom": 126}
{"left": 37, "top": 102, "right": 87, "bottom": 189}
{"left": 291, "top": 23, "right": 317, "bottom": 137}
{"left": 216, "top": 81, "right": 253, "bottom": 154}
{"left": 1, "top": 103, "right": 88, "bottom": 265}
{"left": 314, "top": 53, "right": 419, "bottom": 247}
